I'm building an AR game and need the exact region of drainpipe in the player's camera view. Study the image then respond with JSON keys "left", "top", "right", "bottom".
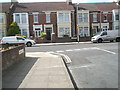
{"left": 99, "top": 11, "right": 102, "bottom": 31}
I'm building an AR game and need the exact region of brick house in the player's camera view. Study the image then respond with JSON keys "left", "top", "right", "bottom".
{"left": 76, "top": 2, "right": 118, "bottom": 41}
{"left": 13, "top": 0, "right": 75, "bottom": 43}
{"left": 0, "top": 2, "right": 17, "bottom": 39}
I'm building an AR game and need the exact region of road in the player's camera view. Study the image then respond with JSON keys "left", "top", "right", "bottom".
{"left": 26, "top": 42, "right": 118, "bottom": 88}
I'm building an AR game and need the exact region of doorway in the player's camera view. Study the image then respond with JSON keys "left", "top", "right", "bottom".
{"left": 45, "top": 28, "right": 52, "bottom": 40}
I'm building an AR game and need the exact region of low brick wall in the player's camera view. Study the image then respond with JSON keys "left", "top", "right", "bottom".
{"left": 1, "top": 45, "right": 25, "bottom": 71}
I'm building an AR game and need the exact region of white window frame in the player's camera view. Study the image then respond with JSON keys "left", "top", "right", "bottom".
{"left": 103, "top": 14, "right": 108, "bottom": 22}
{"left": 78, "top": 27, "right": 89, "bottom": 37}
{"left": 58, "top": 12, "right": 70, "bottom": 22}
{"left": 58, "top": 27, "right": 71, "bottom": 37}
{"left": 33, "top": 14, "right": 39, "bottom": 23}
{"left": 46, "top": 13, "right": 50, "bottom": 23}
{"left": 0, "top": 14, "right": 5, "bottom": 24}
{"left": 102, "top": 26, "right": 108, "bottom": 31}
{"left": 14, "top": 13, "right": 28, "bottom": 24}
{"left": 78, "top": 13, "right": 88, "bottom": 23}
{"left": 33, "top": 25, "right": 42, "bottom": 37}
{"left": 93, "top": 13, "right": 97, "bottom": 22}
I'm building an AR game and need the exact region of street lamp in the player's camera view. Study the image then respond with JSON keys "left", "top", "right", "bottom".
{"left": 76, "top": 3, "right": 80, "bottom": 43}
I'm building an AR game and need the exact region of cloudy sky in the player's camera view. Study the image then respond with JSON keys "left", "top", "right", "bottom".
{"left": 0, "top": 0, "right": 117, "bottom": 3}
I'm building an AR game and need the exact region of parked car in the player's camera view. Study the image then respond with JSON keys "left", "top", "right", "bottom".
{"left": 91, "top": 30, "right": 120, "bottom": 43}
{"left": 1, "top": 36, "right": 36, "bottom": 47}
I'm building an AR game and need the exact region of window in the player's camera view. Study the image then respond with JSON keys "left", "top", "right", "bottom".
{"left": 79, "top": 27, "right": 84, "bottom": 36}
{"left": 58, "top": 13, "right": 70, "bottom": 22}
{"left": 21, "top": 29, "right": 27, "bottom": 37}
{"left": 34, "top": 28, "right": 41, "bottom": 37}
{"left": 79, "top": 27, "right": 89, "bottom": 37}
{"left": 103, "top": 14, "right": 107, "bottom": 21}
{"left": 17, "top": 37, "right": 25, "bottom": 40}
{"left": 102, "top": 26, "right": 108, "bottom": 31}
{"left": 78, "top": 13, "right": 88, "bottom": 23}
{"left": 59, "top": 13, "right": 64, "bottom": 22}
{"left": 115, "top": 14, "right": 119, "bottom": 20}
{"left": 101, "top": 31, "right": 107, "bottom": 36}
{"left": 59, "top": 28, "right": 64, "bottom": 37}
{"left": 84, "top": 27, "right": 89, "bottom": 36}
{"left": 58, "top": 27, "right": 70, "bottom": 37}
{"left": 78, "top": 13, "right": 82, "bottom": 23}
{"left": 21, "top": 14, "right": 27, "bottom": 24}
{"left": 64, "top": 27, "right": 70, "bottom": 35}
{"left": 14, "top": 13, "right": 28, "bottom": 24}
{"left": 33, "top": 14, "right": 38, "bottom": 23}
{"left": 93, "top": 13, "right": 97, "bottom": 22}
{"left": 84, "top": 13, "right": 88, "bottom": 22}
{"left": 15, "top": 14, "right": 20, "bottom": 23}
{"left": 46, "top": 14, "right": 50, "bottom": 23}
{"left": 64, "top": 13, "right": 69, "bottom": 22}
{"left": 115, "top": 26, "right": 119, "bottom": 30}
{"left": 0, "top": 14, "right": 4, "bottom": 24}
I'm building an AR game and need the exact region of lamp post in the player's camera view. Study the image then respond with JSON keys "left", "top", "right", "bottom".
{"left": 76, "top": 3, "right": 80, "bottom": 43}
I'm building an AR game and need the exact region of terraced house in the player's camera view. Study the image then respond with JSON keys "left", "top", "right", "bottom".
{"left": 13, "top": 0, "right": 75, "bottom": 43}
{"left": 76, "top": 2, "right": 118, "bottom": 41}
{"left": 0, "top": 2, "right": 17, "bottom": 39}
{"left": 1, "top": 0, "right": 119, "bottom": 42}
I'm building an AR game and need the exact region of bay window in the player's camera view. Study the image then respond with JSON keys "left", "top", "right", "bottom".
{"left": 58, "top": 13, "right": 70, "bottom": 22}
{"left": 79, "top": 27, "right": 89, "bottom": 37}
{"left": 58, "top": 27, "right": 70, "bottom": 37}
{"left": 0, "top": 14, "right": 5, "bottom": 24}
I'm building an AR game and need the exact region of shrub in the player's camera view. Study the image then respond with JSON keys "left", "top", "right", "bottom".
{"left": 40, "top": 32, "right": 46, "bottom": 39}
{"left": 16, "top": 34, "right": 26, "bottom": 38}
{"left": 7, "top": 22, "right": 20, "bottom": 36}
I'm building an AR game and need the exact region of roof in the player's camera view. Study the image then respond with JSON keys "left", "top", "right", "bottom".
{"left": 1, "top": 3, "right": 12, "bottom": 13}
{"left": 15, "top": 2, "right": 74, "bottom": 13}
{"left": 78, "top": 2, "right": 118, "bottom": 11}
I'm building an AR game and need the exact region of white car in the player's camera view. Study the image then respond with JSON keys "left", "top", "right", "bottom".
{"left": 91, "top": 30, "right": 120, "bottom": 43}
{"left": 1, "top": 36, "right": 36, "bottom": 47}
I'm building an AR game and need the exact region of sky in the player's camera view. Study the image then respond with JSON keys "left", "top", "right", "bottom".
{"left": 0, "top": 0, "right": 117, "bottom": 3}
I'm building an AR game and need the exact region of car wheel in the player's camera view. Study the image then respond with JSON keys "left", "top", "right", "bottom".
{"left": 110, "top": 40, "right": 113, "bottom": 42}
{"left": 116, "top": 37, "right": 120, "bottom": 42}
{"left": 98, "top": 39, "right": 103, "bottom": 43}
{"left": 26, "top": 42, "right": 32, "bottom": 47}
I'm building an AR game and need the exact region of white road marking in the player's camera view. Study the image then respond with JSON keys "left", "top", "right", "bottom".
{"left": 66, "top": 49, "right": 73, "bottom": 52}
{"left": 56, "top": 51, "right": 64, "bottom": 53}
{"left": 95, "top": 47, "right": 116, "bottom": 54}
{"left": 74, "top": 49, "right": 81, "bottom": 51}
{"left": 46, "top": 51, "right": 54, "bottom": 53}
{"left": 49, "top": 52, "right": 72, "bottom": 63}
{"left": 69, "top": 64, "right": 95, "bottom": 69}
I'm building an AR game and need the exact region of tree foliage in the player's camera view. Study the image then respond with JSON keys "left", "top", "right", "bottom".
{"left": 7, "top": 22, "right": 20, "bottom": 36}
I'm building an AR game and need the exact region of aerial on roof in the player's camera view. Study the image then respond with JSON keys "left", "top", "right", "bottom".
{"left": 78, "top": 2, "right": 118, "bottom": 11}
{"left": 14, "top": 2, "right": 74, "bottom": 13}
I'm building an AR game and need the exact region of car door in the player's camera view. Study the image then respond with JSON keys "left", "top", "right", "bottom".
{"left": 16, "top": 37, "right": 25, "bottom": 43}
{"left": 101, "top": 31, "right": 108, "bottom": 41}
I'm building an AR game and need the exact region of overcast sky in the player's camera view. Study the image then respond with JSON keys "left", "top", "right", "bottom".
{"left": 0, "top": 0, "right": 117, "bottom": 3}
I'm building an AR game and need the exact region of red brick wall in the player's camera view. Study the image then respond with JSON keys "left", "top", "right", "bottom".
{"left": 29, "top": 12, "right": 57, "bottom": 37}
{"left": 2, "top": 45, "right": 25, "bottom": 71}
{"left": 90, "top": 12, "right": 113, "bottom": 36}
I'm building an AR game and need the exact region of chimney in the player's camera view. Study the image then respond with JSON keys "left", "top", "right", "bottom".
{"left": 66, "top": 0, "right": 72, "bottom": 5}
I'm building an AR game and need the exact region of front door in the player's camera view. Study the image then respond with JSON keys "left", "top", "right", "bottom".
{"left": 46, "top": 28, "right": 52, "bottom": 40}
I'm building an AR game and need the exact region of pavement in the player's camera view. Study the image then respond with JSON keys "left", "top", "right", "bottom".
{"left": 2, "top": 52, "right": 74, "bottom": 88}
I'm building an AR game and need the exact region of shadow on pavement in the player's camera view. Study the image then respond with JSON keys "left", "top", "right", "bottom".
{"left": 2, "top": 57, "right": 38, "bottom": 88}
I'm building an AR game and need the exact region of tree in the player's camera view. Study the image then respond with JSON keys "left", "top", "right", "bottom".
{"left": 7, "top": 22, "right": 20, "bottom": 36}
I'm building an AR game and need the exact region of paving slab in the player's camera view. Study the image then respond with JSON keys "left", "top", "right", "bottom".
{"left": 3, "top": 52, "right": 74, "bottom": 89}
